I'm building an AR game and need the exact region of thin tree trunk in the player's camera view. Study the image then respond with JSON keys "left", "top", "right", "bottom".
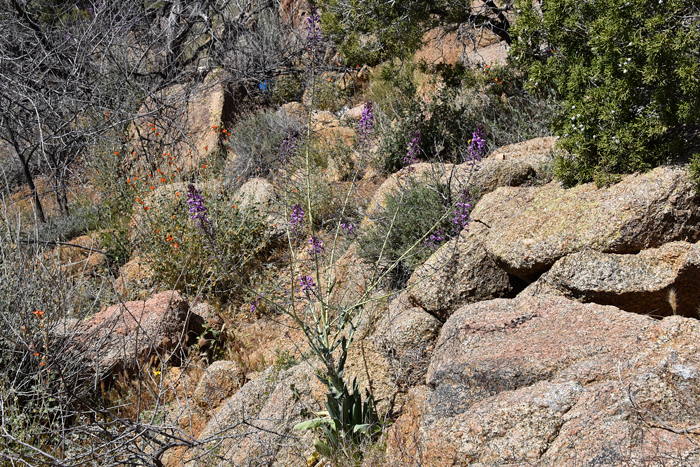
{"left": 49, "top": 152, "right": 70, "bottom": 217}
{"left": 17, "top": 152, "right": 46, "bottom": 223}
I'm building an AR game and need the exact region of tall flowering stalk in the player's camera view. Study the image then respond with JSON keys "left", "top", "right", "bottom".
{"left": 280, "top": 132, "right": 297, "bottom": 163}
{"left": 425, "top": 228, "right": 445, "bottom": 249}
{"left": 308, "top": 236, "right": 325, "bottom": 256}
{"left": 187, "top": 184, "right": 209, "bottom": 230}
{"left": 404, "top": 130, "right": 421, "bottom": 170}
{"left": 290, "top": 203, "right": 305, "bottom": 234}
{"left": 358, "top": 101, "right": 374, "bottom": 148}
{"left": 453, "top": 188, "right": 473, "bottom": 233}
{"left": 305, "top": 5, "right": 323, "bottom": 63}
{"left": 283, "top": 6, "right": 384, "bottom": 457}
{"left": 468, "top": 124, "right": 487, "bottom": 162}
{"left": 299, "top": 274, "right": 316, "bottom": 298}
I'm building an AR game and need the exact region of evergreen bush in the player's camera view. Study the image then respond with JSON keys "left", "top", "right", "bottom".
{"left": 511, "top": 0, "right": 700, "bottom": 185}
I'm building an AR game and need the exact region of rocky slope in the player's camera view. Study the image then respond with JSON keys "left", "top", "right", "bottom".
{"left": 79, "top": 138, "right": 700, "bottom": 466}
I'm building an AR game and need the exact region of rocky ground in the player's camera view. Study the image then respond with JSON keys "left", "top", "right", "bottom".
{"left": 62, "top": 134, "right": 700, "bottom": 466}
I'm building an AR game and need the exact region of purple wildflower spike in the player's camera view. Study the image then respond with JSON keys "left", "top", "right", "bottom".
{"left": 300, "top": 275, "right": 316, "bottom": 297}
{"left": 404, "top": 130, "right": 421, "bottom": 170}
{"left": 280, "top": 133, "right": 297, "bottom": 162}
{"left": 453, "top": 188, "right": 473, "bottom": 233}
{"left": 468, "top": 124, "right": 487, "bottom": 162}
{"left": 250, "top": 293, "right": 264, "bottom": 313}
{"left": 358, "top": 101, "right": 374, "bottom": 145}
{"left": 306, "top": 4, "right": 323, "bottom": 57}
{"left": 425, "top": 228, "right": 445, "bottom": 249}
{"left": 340, "top": 222, "right": 356, "bottom": 235}
{"left": 187, "top": 184, "right": 209, "bottom": 229}
{"left": 290, "top": 204, "right": 305, "bottom": 231}
{"left": 308, "top": 236, "right": 325, "bottom": 255}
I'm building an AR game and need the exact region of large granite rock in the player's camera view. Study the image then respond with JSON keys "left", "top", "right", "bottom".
{"left": 128, "top": 71, "right": 228, "bottom": 175}
{"left": 79, "top": 291, "right": 191, "bottom": 376}
{"left": 115, "top": 255, "right": 156, "bottom": 298}
{"left": 521, "top": 241, "right": 700, "bottom": 317}
{"left": 407, "top": 223, "right": 523, "bottom": 321}
{"left": 386, "top": 296, "right": 700, "bottom": 466}
{"left": 174, "top": 363, "right": 325, "bottom": 467}
{"left": 373, "top": 292, "right": 442, "bottom": 392}
{"left": 232, "top": 177, "right": 276, "bottom": 214}
{"left": 311, "top": 110, "right": 357, "bottom": 148}
{"left": 193, "top": 360, "right": 246, "bottom": 409}
{"left": 473, "top": 167, "right": 700, "bottom": 281}
{"left": 326, "top": 243, "right": 377, "bottom": 312}
{"left": 469, "top": 136, "right": 556, "bottom": 194}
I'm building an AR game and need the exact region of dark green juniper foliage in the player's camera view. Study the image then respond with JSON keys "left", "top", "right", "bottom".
{"left": 318, "top": 0, "right": 513, "bottom": 66}
{"left": 511, "top": 0, "right": 700, "bottom": 186}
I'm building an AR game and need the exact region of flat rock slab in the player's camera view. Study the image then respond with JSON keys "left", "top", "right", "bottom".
{"left": 521, "top": 241, "right": 700, "bottom": 317}
{"left": 193, "top": 360, "right": 246, "bottom": 409}
{"left": 470, "top": 136, "right": 556, "bottom": 195}
{"left": 473, "top": 167, "right": 700, "bottom": 281}
{"left": 387, "top": 296, "right": 700, "bottom": 466}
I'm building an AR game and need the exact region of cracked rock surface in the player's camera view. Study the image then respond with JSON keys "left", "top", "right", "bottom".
{"left": 473, "top": 167, "right": 700, "bottom": 281}
{"left": 521, "top": 241, "right": 700, "bottom": 316}
{"left": 386, "top": 295, "right": 700, "bottom": 466}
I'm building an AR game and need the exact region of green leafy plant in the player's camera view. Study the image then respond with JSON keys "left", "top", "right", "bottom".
{"left": 319, "top": 0, "right": 513, "bottom": 66}
{"left": 372, "top": 60, "right": 555, "bottom": 173}
{"left": 271, "top": 73, "right": 305, "bottom": 105}
{"left": 135, "top": 184, "right": 271, "bottom": 301}
{"left": 688, "top": 153, "right": 700, "bottom": 192}
{"left": 90, "top": 142, "right": 139, "bottom": 270}
{"left": 511, "top": 0, "right": 700, "bottom": 185}
{"left": 295, "top": 376, "right": 380, "bottom": 462}
{"left": 358, "top": 177, "right": 455, "bottom": 288}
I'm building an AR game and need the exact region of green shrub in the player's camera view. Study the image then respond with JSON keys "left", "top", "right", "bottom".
{"left": 311, "top": 78, "right": 347, "bottom": 112}
{"left": 688, "top": 153, "right": 700, "bottom": 192}
{"left": 511, "top": 0, "right": 700, "bottom": 185}
{"left": 271, "top": 73, "right": 304, "bottom": 105}
{"left": 319, "top": 0, "right": 513, "bottom": 66}
{"left": 135, "top": 184, "right": 271, "bottom": 301}
{"left": 89, "top": 142, "right": 139, "bottom": 269}
{"left": 358, "top": 176, "right": 456, "bottom": 289}
{"left": 372, "top": 60, "right": 555, "bottom": 173}
{"left": 31, "top": 204, "right": 102, "bottom": 243}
